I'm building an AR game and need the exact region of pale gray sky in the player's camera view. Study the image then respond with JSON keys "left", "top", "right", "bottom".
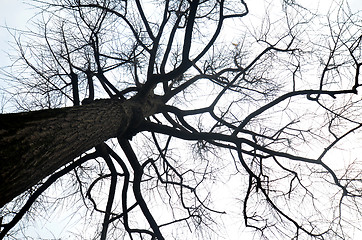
{"left": 0, "top": 0, "right": 34, "bottom": 67}
{"left": 0, "top": 0, "right": 361, "bottom": 239}
{"left": 0, "top": 0, "right": 361, "bottom": 67}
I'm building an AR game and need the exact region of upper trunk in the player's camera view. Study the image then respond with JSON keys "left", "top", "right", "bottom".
{"left": 0, "top": 96, "right": 162, "bottom": 208}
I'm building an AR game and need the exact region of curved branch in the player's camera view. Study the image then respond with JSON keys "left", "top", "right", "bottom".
{"left": 139, "top": 121, "right": 318, "bottom": 164}
{"left": 232, "top": 89, "right": 356, "bottom": 136}
{"left": 118, "top": 137, "right": 165, "bottom": 240}
{"left": 0, "top": 152, "right": 98, "bottom": 239}
{"left": 95, "top": 144, "right": 118, "bottom": 240}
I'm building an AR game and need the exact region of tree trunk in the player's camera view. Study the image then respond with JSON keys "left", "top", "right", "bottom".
{"left": 0, "top": 96, "right": 162, "bottom": 207}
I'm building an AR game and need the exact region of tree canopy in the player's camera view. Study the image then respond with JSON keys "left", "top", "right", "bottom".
{"left": 0, "top": 0, "right": 361, "bottom": 239}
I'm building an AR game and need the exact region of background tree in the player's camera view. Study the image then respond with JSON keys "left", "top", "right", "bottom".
{"left": 0, "top": 0, "right": 361, "bottom": 239}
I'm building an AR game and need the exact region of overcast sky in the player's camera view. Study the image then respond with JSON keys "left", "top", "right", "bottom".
{"left": 0, "top": 0, "right": 361, "bottom": 239}
{"left": 1, "top": 0, "right": 361, "bottom": 68}
{"left": 0, "top": 0, "right": 35, "bottom": 68}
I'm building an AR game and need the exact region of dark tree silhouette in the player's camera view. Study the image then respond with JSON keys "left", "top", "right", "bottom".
{"left": 0, "top": 0, "right": 361, "bottom": 239}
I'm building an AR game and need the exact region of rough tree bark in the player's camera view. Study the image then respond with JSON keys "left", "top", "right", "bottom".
{"left": 0, "top": 95, "right": 163, "bottom": 208}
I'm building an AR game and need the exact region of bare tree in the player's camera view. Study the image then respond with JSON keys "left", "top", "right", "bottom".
{"left": 0, "top": 0, "right": 361, "bottom": 239}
